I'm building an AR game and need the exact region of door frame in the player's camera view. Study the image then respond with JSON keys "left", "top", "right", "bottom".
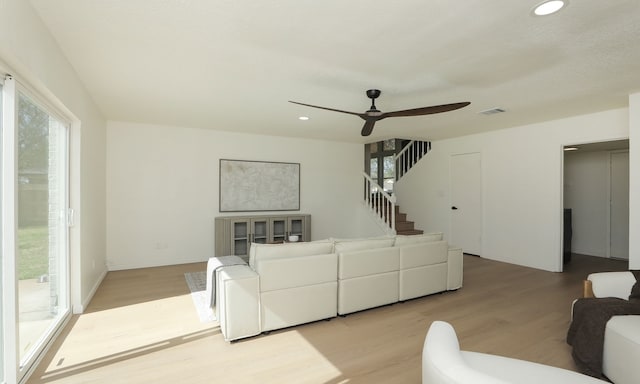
{"left": 449, "top": 151, "right": 483, "bottom": 256}
{"left": 609, "top": 150, "right": 630, "bottom": 259}
{"left": 560, "top": 140, "right": 630, "bottom": 271}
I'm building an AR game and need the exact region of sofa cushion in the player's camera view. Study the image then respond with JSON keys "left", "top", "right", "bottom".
{"left": 334, "top": 236, "right": 395, "bottom": 253}
{"left": 338, "top": 272, "right": 399, "bottom": 315}
{"left": 588, "top": 271, "right": 636, "bottom": 300}
{"left": 603, "top": 315, "right": 640, "bottom": 384}
{"left": 400, "top": 241, "right": 448, "bottom": 269}
{"left": 261, "top": 282, "right": 337, "bottom": 332}
{"left": 395, "top": 232, "right": 443, "bottom": 246}
{"left": 606, "top": 315, "right": 640, "bottom": 346}
{"left": 249, "top": 239, "right": 333, "bottom": 268}
{"left": 257, "top": 253, "right": 337, "bottom": 292}
{"left": 400, "top": 263, "right": 447, "bottom": 301}
{"left": 338, "top": 247, "right": 399, "bottom": 279}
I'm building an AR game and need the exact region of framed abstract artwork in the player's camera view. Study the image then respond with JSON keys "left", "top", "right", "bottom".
{"left": 219, "top": 159, "right": 300, "bottom": 212}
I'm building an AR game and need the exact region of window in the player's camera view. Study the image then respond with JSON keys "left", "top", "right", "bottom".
{"left": 365, "top": 139, "right": 397, "bottom": 193}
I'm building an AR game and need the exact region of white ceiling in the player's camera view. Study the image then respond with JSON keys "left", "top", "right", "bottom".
{"left": 29, "top": 0, "right": 640, "bottom": 143}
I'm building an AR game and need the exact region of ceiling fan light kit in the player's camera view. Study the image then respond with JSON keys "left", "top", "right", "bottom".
{"left": 289, "top": 89, "right": 470, "bottom": 137}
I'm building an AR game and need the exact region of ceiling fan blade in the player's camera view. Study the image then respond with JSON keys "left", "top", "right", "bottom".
{"left": 361, "top": 119, "right": 377, "bottom": 136}
{"left": 288, "top": 101, "right": 363, "bottom": 117}
{"left": 382, "top": 102, "right": 471, "bottom": 118}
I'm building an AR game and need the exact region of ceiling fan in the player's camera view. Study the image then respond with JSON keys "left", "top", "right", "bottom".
{"left": 289, "top": 89, "right": 471, "bottom": 136}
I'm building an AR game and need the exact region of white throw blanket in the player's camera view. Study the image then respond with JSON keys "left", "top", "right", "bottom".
{"left": 205, "top": 255, "right": 247, "bottom": 311}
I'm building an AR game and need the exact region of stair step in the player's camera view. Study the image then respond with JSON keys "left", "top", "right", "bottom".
{"left": 379, "top": 210, "right": 406, "bottom": 221}
{"left": 397, "top": 229, "right": 424, "bottom": 235}
{"left": 395, "top": 221, "right": 415, "bottom": 231}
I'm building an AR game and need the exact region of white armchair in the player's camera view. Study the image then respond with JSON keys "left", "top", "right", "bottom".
{"left": 583, "top": 271, "right": 640, "bottom": 384}
{"left": 423, "top": 321, "right": 608, "bottom": 384}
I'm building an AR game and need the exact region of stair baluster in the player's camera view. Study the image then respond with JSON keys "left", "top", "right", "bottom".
{"left": 395, "top": 140, "right": 431, "bottom": 180}
{"left": 363, "top": 172, "right": 396, "bottom": 235}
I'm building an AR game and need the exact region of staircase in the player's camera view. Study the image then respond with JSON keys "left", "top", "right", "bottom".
{"left": 362, "top": 140, "right": 431, "bottom": 235}
{"left": 394, "top": 206, "right": 424, "bottom": 235}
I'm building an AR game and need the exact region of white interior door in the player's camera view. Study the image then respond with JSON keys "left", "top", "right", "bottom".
{"left": 610, "top": 151, "right": 629, "bottom": 259}
{"left": 450, "top": 153, "right": 482, "bottom": 256}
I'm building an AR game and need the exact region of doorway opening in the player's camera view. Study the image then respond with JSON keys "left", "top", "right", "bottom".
{"left": 562, "top": 139, "right": 629, "bottom": 271}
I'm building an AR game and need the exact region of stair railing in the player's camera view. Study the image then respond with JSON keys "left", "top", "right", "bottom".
{"left": 362, "top": 172, "right": 396, "bottom": 234}
{"left": 394, "top": 140, "right": 431, "bottom": 180}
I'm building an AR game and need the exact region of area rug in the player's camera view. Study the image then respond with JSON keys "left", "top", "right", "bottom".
{"left": 184, "top": 271, "right": 216, "bottom": 323}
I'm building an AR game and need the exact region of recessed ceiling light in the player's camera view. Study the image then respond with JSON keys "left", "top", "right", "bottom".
{"left": 298, "top": 116, "right": 309, "bottom": 121}
{"left": 564, "top": 147, "right": 578, "bottom": 151}
{"left": 533, "top": 0, "right": 567, "bottom": 16}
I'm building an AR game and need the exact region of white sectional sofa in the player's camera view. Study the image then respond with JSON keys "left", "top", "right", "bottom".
{"left": 210, "top": 233, "right": 463, "bottom": 341}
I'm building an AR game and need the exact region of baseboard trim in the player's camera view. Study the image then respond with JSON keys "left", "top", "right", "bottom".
{"left": 73, "top": 267, "right": 107, "bottom": 314}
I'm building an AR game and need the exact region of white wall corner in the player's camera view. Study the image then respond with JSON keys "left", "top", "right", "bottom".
{"left": 73, "top": 267, "right": 107, "bottom": 314}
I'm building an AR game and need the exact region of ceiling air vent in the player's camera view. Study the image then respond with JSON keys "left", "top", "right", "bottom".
{"left": 479, "top": 107, "right": 506, "bottom": 115}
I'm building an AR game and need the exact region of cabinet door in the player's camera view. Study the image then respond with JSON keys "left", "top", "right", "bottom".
{"left": 269, "top": 217, "right": 287, "bottom": 243}
{"left": 250, "top": 218, "right": 269, "bottom": 245}
{"left": 230, "top": 218, "right": 250, "bottom": 257}
{"left": 288, "top": 216, "right": 305, "bottom": 241}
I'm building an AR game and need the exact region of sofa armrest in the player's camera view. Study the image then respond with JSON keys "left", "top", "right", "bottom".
{"left": 447, "top": 246, "right": 463, "bottom": 290}
{"left": 588, "top": 271, "right": 635, "bottom": 300}
{"left": 217, "top": 265, "right": 261, "bottom": 341}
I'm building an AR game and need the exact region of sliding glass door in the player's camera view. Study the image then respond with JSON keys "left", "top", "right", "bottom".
{"left": 1, "top": 80, "right": 5, "bottom": 384}
{"left": 16, "top": 90, "right": 70, "bottom": 375}
{"left": 2, "top": 74, "right": 71, "bottom": 383}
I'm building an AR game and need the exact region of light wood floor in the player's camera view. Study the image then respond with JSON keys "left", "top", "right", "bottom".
{"left": 27, "top": 254, "right": 627, "bottom": 384}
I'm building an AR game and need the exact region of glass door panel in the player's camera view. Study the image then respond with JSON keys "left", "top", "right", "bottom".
{"left": 231, "top": 219, "right": 249, "bottom": 257}
{"left": 17, "top": 92, "right": 69, "bottom": 366}
{"left": 251, "top": 219, "right": 268, "bottom": 244}
{"left": 288, "top": 217, "right": 304, "bottom": 241}
{"left": 270, "top": 217, "right": 286, "bottom": 243}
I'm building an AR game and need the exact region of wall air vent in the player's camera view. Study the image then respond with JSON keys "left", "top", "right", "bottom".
{"left": 479, "top": 108, "right": 506, "bottom": 115}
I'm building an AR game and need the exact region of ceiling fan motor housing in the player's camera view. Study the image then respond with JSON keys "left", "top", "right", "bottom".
{"left": 366, "top": 89, "right": 381, "bottom": 99}
{"left": 366, "top": 89, "right": 381, "bottom": 112}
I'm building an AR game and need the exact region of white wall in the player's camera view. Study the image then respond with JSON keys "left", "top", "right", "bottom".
{"left": 563, "top": 151, "right": 611, "bottom": 257}
{"left": 0, "top": 0, "right": 107, "bottom": 312}
{"left": 106, "top": 122, "right": 381, "bottom": 270}
{"left": 395, "top": 108, "right": 629, "bottom": 272}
